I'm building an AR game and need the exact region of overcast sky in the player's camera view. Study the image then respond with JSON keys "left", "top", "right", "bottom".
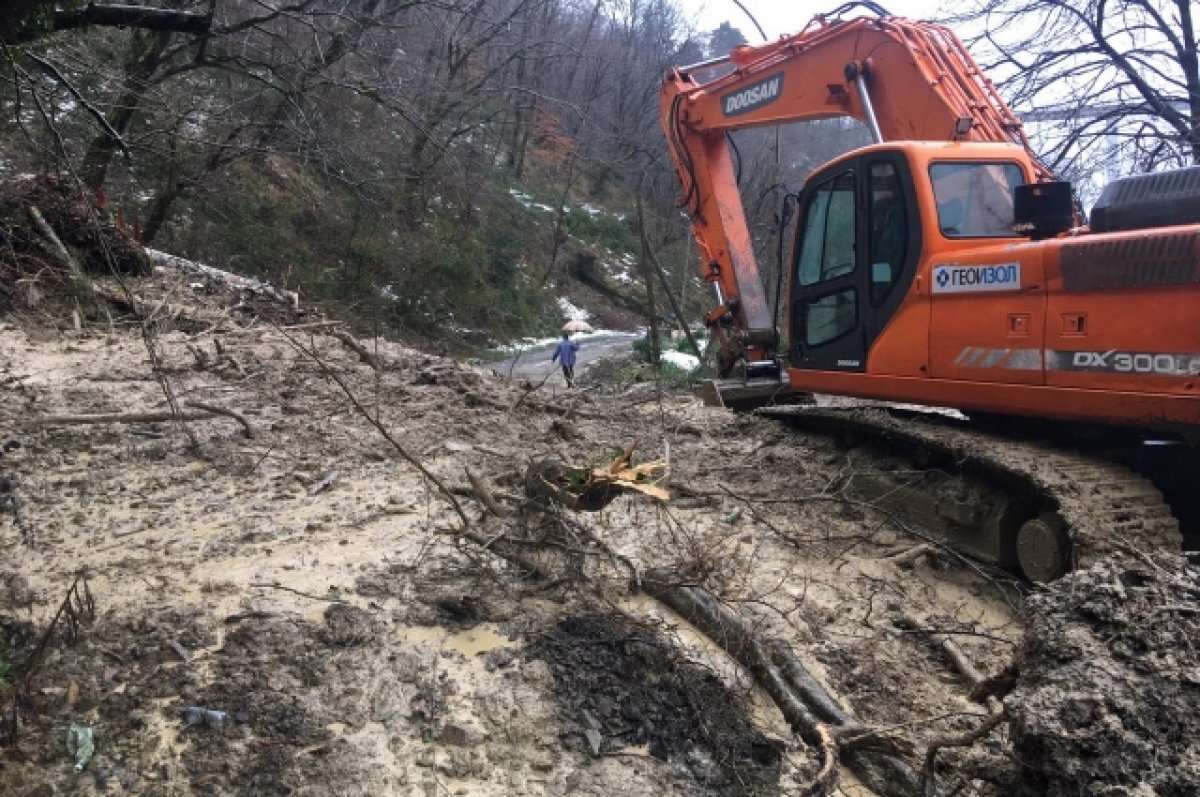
{"left": 678, "top": 1, "right": 948, "bottom": 41}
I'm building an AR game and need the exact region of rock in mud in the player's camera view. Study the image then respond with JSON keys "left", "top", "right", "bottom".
{"left": 1007, "top": 556, "right": 1200, "bottom": 796}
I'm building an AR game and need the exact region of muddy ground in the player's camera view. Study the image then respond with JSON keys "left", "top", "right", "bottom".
{"left": 1, "top": 265, "right": 1196, "bottom": 796}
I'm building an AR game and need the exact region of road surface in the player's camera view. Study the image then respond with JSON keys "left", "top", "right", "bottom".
{"left": 486, "top": 332, "right": 640, "bottom": 382}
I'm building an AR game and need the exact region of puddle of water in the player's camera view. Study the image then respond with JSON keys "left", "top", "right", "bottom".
{"left": 398, "top": 623, "right": 515, "bottom": 657}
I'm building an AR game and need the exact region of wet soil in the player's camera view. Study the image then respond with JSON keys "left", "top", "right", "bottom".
{"left": 0, "top": 264, "right": 1194, "bottom": 796}
{"left": 1008, "top": 557, "right": 1200, "bottom": 796}
{"left": 534, "top": 613, "right": 782, "bottom": 796}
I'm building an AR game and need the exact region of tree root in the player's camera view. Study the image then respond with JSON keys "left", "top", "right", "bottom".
{"left": 921, "top": 711, "right": 1006, "bottom": 796}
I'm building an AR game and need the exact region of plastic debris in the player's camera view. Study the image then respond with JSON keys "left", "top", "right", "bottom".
{"left": 65, "top": 722, "right": 94, "bottom": 772}
{"left": 181, "top": 707, "right": 231, "bottom": 729}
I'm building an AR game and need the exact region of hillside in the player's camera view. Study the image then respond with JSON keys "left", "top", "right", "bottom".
{"left": 0, "top": 0, "right": 721, "bottom": 352}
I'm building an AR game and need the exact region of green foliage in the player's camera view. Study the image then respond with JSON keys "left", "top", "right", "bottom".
{"left": 560, "top": 206, "right": 636, "bottom": 254}
{"left": 632, "top": 333, "right": 655, "bottom": 362}
{"left": 160, "top": 162, "right": 558, "bottom": 344}
{"left": 633, "top": 332, "right": 700, "bottom": 361}
{"left": 657, "top": 359, "right": 705, "bottom": 388}
{"left": 631, "top": 331, "right": 704, "bottom": 387}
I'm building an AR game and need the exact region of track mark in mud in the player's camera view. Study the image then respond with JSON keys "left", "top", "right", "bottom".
{"left": 532, "top": 613, "right": 783, "bottom": 797}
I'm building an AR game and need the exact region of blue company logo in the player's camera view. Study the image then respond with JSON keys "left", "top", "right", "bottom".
{"left": 932, "top": 263, "right": 1021, "bottom": 293}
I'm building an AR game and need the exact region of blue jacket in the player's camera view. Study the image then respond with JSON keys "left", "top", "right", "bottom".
{"left": 551, "top": 339, "right": 579, "bottom": 367}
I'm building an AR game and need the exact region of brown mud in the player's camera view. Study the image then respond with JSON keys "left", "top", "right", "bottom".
{"left": 1007, "top": 557, "right": 1200, "bottom": 796}
{"left": 1, "top": 262, "right": 1196, "bottom": 796}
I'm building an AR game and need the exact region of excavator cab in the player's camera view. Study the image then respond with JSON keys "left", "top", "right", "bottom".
{"left": 789, "top": 147, "right": 925, "bottom": 374}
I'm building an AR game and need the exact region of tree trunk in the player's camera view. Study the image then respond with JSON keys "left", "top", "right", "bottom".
{"left": 139, "top": 182, "right": 184, "bottom": 244}
{"left": 79, "top": 28, "right": 172, "bottom": 190}
{"left": 638, "top": 193, "right": 661, "bottom": 366}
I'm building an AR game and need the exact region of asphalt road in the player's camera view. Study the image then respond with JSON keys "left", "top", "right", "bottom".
{"left": 486, "top": 333, "right": 640, "bottom": 382}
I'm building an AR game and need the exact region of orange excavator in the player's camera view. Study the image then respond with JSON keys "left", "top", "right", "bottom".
{"left": 661, "top": 3, "right": 1200, "bottom": 579}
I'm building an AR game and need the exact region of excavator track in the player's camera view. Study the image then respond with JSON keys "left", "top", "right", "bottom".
{"left": 759, "top": 406, "right": 1183, "bottom": 580}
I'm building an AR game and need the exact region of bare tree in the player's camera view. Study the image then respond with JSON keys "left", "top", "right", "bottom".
{"left": 953, "top": 0, "right": 1200, "bottom": 177}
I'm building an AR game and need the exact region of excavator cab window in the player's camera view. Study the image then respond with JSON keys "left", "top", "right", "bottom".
{"left": 930, "top": 162, "right": 1025, "bottom": 237}
{"left": 868, "top": 163, "right": 907, "bottom": 306}
{"left": 796, "top": 170, "right": 858, "bottom": 348}
{"left": 798, "top": 171, "right": 856, "bottom": 286}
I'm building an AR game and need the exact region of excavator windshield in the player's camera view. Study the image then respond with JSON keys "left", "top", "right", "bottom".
{"left": 930, "top": 162, "right": 1025, "bottom": 238}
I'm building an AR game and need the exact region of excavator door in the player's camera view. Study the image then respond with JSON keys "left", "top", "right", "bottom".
{"left": 789, "top": 150, "right": 922, "bottom": 373}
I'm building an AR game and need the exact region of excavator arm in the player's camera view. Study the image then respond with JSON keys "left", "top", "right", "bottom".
{"left": 661, "top": 2, "right": 1050, "bottom": 379}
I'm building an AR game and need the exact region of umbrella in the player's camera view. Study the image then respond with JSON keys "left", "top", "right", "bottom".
{"left": 562, "top": 319, "right": 593, "bottom": 333}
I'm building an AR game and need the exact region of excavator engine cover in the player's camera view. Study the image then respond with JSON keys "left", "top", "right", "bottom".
{"left": 1090, "top": 166, "right": 1200, "bottom": 233}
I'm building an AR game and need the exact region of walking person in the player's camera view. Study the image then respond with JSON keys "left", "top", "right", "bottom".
{"left": 551, "top": 332, "right": 580, "bottom": 387}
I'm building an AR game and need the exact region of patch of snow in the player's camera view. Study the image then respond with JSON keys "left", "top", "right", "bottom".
{"left": 557, "top": 297, "right": 591, "bottom": 322}
{"left": 660, "top": 350, "right": 700, "bottom": 370}
{"left": 509, "top": 188, "right": 560, "bottom": 215}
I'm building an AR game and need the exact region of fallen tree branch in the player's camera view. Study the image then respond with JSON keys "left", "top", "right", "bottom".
{"left": 54, "top": 4, "right": 213, "bottom": 35}
{"left": 27, "top": 204, "right": 97, "bottom": 303}
{"left": 333, "top": 329, "right": 381, "bottom": 370}
{"left": 642, "top": 570, "right": 929, "bottom": 797}
{"left": 454, "top": 525, "right": 548, "bottom": 579}
{"left": 810, "top": 723, "right": 839, "bottom": 796}
{"left": 249, "top": 582, "right": 346, "bottom": 603}
{"left": 466, "top": 468, "right": 510, "bottom": 518}
{"left": 32, "top": 407, "right": 248, "bottom": 437}
{"left": 885, "top": 543, "right": 935, "bottom": 565}
{"left": 35, "top": 410, "right": 217, "bottom": 425}
{"left": 897, "top": 613, "right": 1004, "bottom": 715}
{"left": 184, "top": 400, "right": 253, "bottom": 439}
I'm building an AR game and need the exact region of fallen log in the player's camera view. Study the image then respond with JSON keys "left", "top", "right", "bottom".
{"left": 642, "top": 570, "right": 928, "bottom": 797}
{"left": 333, "top": 330, "right": 381, "bottom": 370}
{"left": 28, "top": 204, "right": 97, "bottom": 304}
{"left": 31, "top": 404, "right": 253, "bottom": 439}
